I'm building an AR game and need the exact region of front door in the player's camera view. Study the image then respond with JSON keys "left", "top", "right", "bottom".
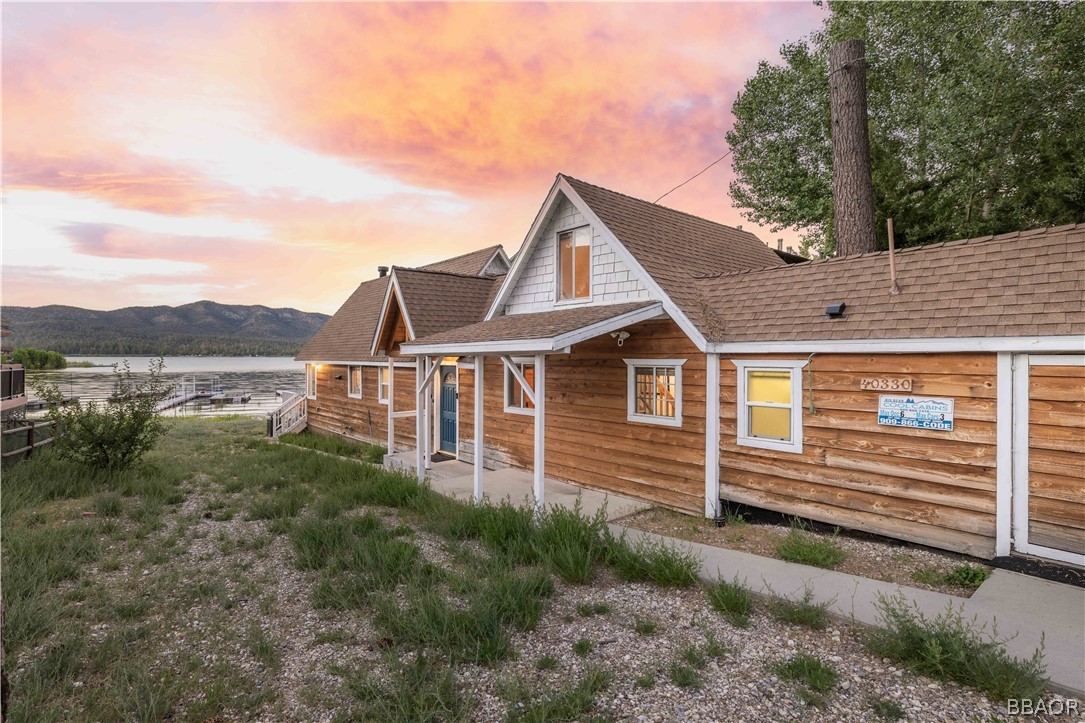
{"left": 439, "top": 366, "right": 457, "bottom": 454}
{"left": 1011, "top": 354, "right": 1085, "bottom": 566}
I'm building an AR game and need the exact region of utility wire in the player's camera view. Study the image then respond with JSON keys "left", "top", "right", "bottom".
{"left": 654, "top": 148, "right": 734, "bottom": 204}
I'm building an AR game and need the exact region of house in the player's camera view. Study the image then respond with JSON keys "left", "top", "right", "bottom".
{"left": 295, "top": 174, "right": 1085, "bottom": 566}
{"left": 1, "top": 322, "right": 27, "bottom": 421}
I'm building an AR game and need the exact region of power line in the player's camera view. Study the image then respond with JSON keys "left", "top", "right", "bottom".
{"left": 654, "top": 148, "right": 734, "bottom": 204}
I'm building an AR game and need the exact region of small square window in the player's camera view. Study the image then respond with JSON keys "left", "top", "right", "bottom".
{"left": 625, "top": 359, "right": 684, "bottom": 427}
{"left": 347, "top": 365, "right": 363, "bottom": 398}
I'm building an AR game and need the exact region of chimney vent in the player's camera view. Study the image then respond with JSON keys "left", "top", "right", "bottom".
{"left": 777, "top": 239, "right": 783, "bottom": 251}
{"left": 377, "top": 266, "right": 389, "bottom": 278}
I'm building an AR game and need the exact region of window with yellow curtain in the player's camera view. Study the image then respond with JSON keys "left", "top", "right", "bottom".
{"left": 558, "top": 227, "right": 591, "bottom": 300}
{"left": 745, "top": 369, "right": 792, "bottom": 441}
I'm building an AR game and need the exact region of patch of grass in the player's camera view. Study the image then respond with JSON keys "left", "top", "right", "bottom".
{"left": 605, "top": 531, "right": 701, "bottom": 587}
{"left": 572, "top": 637, "right": 594, "bottom": 657}
{"left": 679, "top": 644, "right": 706, "bottom": 669}
{"left": 343, "top": 653, "right": 467, "bottom": 722}
{"left": 704, "top": 633, "right": 730, "bottom": 660}
{"left": 867, "top": 594, "right": 1047, "bottom": 702}
{"left": 246, "top": 625, "right": 281, "bottom": 671}
{"left": 313, "top": 629, "right": 351, "bottom": 646}
{"left": 533, "top": 501, "right": 609, "bottom": 583}
{"left": 114, "top": 598, "right": 150, "bottom": 621}
{"left": 248, "top": 486, "right": 309, "bottom": 521}
{"left": 773, "top": 653, "right": 838, "bottom": 708}
{"left": 279, "top": 431, "right": 386, "bottom": 464}
{"left": 912, "top": 563, "right": 991, "bottom": 590}
{"left": 633, "top": 616, "right": 657, "bottom": 636}
{"left": 870, "top": 697, "right": 906, "bottom": 721}
{"left": 668, "top": 662, "right": 701, "bottom": 688}
{"left": 634, "top": 671, "right": 656, "bottom": 689}
{"left": 93, "top": 493, "right": 124, "bottom": 518}
{"left": 535, "top": 654, "right": 558, "bottom": 670}
{"left": 770, "top": 587, "right": 831, "bottom": 630}
{"left": 290, "top": 513, "right": 383, "bottom": 570}
{"left": 776, "top": 520, "right": 846, "bottom": 569}
{"left": 707, "top": 576, "right": 754, "bottom": 628}
{"left": 506, "top": 667, "right": 612, "bottom": 722}
{"left": 576, "top": 601, "right": 611, "bottom": 617}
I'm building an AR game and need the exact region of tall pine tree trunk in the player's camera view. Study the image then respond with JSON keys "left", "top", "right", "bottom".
{"left": 829, "top": 39, "right": 877, "bottom": 256}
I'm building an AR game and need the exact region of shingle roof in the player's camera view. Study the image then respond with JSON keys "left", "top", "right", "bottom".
{"left": 694, "top": 223, "right": 1085, "bottom": 343}
{"left": 560, "top": 175, "right": 785, "bottom": 334}
{"left": 295, "top": 276, "right": 388, "bottom": 362}
{"left": 418, "top": 245, "right": 505, "bottom": 276}
{"left": 403, "top": 302, "right": 658, "bottom": 348}
{"left": 393, "top": 268, "right": 503, "bottom": 340}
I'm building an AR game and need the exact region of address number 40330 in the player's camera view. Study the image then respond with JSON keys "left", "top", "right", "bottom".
{"left": 860, "top": 377, "right": 913, "bottom": 391}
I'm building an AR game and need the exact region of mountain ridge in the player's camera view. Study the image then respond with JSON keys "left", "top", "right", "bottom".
{"left": 1, "top": 300, "right": 329, "bottom": 356}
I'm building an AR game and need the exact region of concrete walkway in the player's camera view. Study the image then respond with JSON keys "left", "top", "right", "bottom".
{"left": 614, "top": 526, "right": 1085, "bottom": 698}
{"left": 385, "top": 452, "right": 1083, "bottom": 697}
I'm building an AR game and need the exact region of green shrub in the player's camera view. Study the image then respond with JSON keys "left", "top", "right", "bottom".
{"left": 867, "top": 594, "right": 1047, "bottom": 702}
{"left": 35, "top": 359, "right": 170, "bottom": 469}
{"left": 776, "top": 521, "right": 846, "bottom": 569}
{"left": 533, "top": 502, "right": 608, "bottom": 583}
{"left": 707, "top": 576, "right": 754, "bottom": 627}
{"left": 605, "top": 532, "right": 701, "bottom": 587}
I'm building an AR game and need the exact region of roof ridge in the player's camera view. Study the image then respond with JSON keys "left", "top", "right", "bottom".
{"left": 699, "top": 221, "right": 1084, "bottom": 281}
{"left": 395, "top": 265, "right": 500, "bottom": 282}
{"left": 417, "top": 244, "right": 503, "bottom": 268}
{"left": 560, "top": 173, "right": 758, "bottom": 238}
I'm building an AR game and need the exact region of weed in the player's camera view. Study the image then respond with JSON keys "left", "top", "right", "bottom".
{"left": 773, "top": 653, "right": 838, "bottom": 707}
{"left": 770, "top": 587, "right": 831, "bottom": 630}
{"left": 249, "top": 486, "right": 308, "bottom": 521}
{"left": 246, "top": 625, "right": 281, "bottom": 670}
{"left": 313, "top": 629, "right": 351, "bottom": 646}
{"left": 707, "top": 576, "right": 754, "bottom": 627}
{"left": 679, "top": 645, "right": 706, "bottom": 669}
{"left": 533, "top": 501, "right": 608, "bottom": 583}
{"left": 506, "top": 667, "right": 612, "bottom": 722}
{"left": 344, "top": 653, "right": 467, "bottom": 722}
{"left": 605, "top": 531, "right": 701, "bottom": 587}
{"left": 573, "top": 637, "right": 594, "bottom": 657}
{"left": 704, "top": 633, "right": 730, "bottom": 660}
{"left": 634, "top": 671, "right": 656, "bottom": 689}
{"left": 279, "top": 431, "right": 386, "bottom": 465}
{"left": 633, "top": 617, "right": 657, "bottom": 636}
{"left": 114, "top": 598, "right": 150, "bottom": 621}
{"left": 913, "top": 564, "right": 991, "bottom": 590}
{"left": 576, "top": 601, "right": 611, "bottom": 617}
{"left": 867, "top": 594, "right": 1047, "bottom": 702}
{"left": 776, "top": 520, "right": 846, "bottom": 569}
{"left": 536, "top": 654, "right": 558, "bottom": 670}
{"left": 668, "top": 662, "right": 701, "bottom": 688}
{"left": 93, "top": 493, "right": 124, "bottom": 518}
{"left": 870, "top": 697, "right": 906, "bottom": 721}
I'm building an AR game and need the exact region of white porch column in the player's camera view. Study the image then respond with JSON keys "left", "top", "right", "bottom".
{"left": 423, "top": 357, "right": 433, "bottom": 471}
{"left": 473, "top": 355, "right": 484, "bottom": 503}
{"left": 995, "top": 352, "right": 1013, "bottom": 557}
{"left": 533, "top": 353, "right": 546, "bottom": 512}
{"left": 386, "top": 359, "right": 395, "bottom": 453}
{"left": 415, "top": 356, "right": 425, "bottom": 478}
{"left": 704, "top": 352, "right": 721, "bottom": 518}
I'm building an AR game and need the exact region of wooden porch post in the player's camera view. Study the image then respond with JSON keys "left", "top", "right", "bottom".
{"left": 415, "top": 356, "right": 425, "bottom": 478}
{"left": 533, "top": 353, "right": 546, "bottom": 512}
{"left": 387, "top": 359, "right": 395, "bottom": 454}
{"left": 474, "top": 355, "right": 484, "bottom": 503}
{"left": 423, "top": 357, "right": 433, "bottom": 471}
{"left": 704, "top": 353, "right": 721, "bottom": 518}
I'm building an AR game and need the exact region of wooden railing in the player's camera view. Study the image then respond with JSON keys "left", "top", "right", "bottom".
{"left": 1, "top": 419, "right": 57, "bottom": 460}
{"left": 267, "top": 390, "right": 307, "bottom": 438}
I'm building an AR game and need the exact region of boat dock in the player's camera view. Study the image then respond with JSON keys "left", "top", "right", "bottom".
{"left": 155, "top": 377, "right": 251, "bottom": 411}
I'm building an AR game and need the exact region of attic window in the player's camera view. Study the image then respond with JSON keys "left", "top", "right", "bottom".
{"left": 557, "top": 226, "right": 591, "bottom": 301}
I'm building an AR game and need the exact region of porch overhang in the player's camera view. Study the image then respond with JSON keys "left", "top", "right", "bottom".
{"left": 399, "top": 302, "right": 665, "bottom": 356}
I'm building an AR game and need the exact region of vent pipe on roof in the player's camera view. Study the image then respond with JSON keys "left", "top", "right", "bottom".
{"left": 377, "top": 266, "right": 389, "bottom": 278}
{"left": 887, "top": 218, "right": 902, "bottom": 295}
{"left": 777, "top": 239, "right": 784, "bottom": 251}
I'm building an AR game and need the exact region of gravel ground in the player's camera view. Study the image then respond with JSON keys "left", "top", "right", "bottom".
{"left": 617, "top": 507, "right": 991, "bottom": 597}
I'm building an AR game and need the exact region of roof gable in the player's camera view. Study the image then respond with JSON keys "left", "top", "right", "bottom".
{"left": 419, "top": 244, "right": 509, "bottom": 277}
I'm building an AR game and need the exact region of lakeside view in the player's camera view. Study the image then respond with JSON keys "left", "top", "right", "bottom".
{"left": 26, "top": 356, "right": 304, "bottom": 419}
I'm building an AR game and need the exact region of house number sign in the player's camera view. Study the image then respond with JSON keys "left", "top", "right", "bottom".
{"left": 860, "top": 377, "right": 912, "bottom": 392}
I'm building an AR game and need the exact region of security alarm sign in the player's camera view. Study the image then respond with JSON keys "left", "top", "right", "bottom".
{"left": 877, "top": 395, "right": 954, "bottom": 431}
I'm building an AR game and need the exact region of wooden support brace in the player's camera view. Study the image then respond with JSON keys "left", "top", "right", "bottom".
{"left": 500, "top": 355, "right": 536, "bottom": 406}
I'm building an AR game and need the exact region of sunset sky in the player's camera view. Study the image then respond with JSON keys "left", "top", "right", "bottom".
{"left": 2, "top": 2, "right": 823, "bottom": 314}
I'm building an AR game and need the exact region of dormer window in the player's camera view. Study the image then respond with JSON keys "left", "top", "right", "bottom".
{"left": 557, "top": 226, "right": 591, "bottom": 301}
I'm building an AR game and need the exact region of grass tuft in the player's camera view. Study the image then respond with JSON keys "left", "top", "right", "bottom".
{"left": 912, "top": 563, "right": 991, "bottom": 590}
{"left": 707, "top": 576, "right": 754, "bottom": 628}
{"left": 535, "top": 654, "right": 558, "bottom": 670}
{"left": 576, "top": 601, "right": 611, "bottom": 617}
{"left": 770, "top": 587, "right": 831, "bottom": 630}
{"left": 668, "top": 662, "right": 701, "bottom": 688}
{"left": 279, "top": 431, "right": 386, "bottom": 464}
{"left": 773, "top": 653, "right": 838, "bottom": 707}
{"left": 776, "top": 520, "right": 846, "bottom": 569}
{"left": 605, "top": 532, "right": 701, "bottom": 587}
{"left": 506, "top": 667, "right": 612, "bottom": 722}
{"left": 572, "top": 637, "right": 594, "bottom": 657}
{"left": 870, "top": 697, "right": 906, "bottom": 721}
{"left": 633, "top": 616, "right": 657, "bottom": 636}
{"left": 93, "top": 493, "right": 124, "bottom": 518}
{"left": 867, "top": 593, "right": 1047, "bottom": 702}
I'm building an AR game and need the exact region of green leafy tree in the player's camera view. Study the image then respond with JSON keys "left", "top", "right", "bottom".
{"left": 728, "top": 1, "right": 1085, "bottom": 256}
{"left": 34, "top": 359, "right": 170, "bottom": 469}
{"left": 10, "top": 348, "right": 67, "bottom": 369}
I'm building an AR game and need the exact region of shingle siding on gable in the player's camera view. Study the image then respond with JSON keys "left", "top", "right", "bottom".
{"left": 505, "top": 195, "right": 653, "bottom": 315}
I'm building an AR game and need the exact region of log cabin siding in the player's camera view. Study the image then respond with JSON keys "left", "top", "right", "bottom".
{"left": 719, "top": 353, "right": 999, "bottom": 557}
{"left": 458, "top": 320, "right": 706, "bottom": 511}
{"left": 307, "top": 364, "right": 416, "bottom": 450}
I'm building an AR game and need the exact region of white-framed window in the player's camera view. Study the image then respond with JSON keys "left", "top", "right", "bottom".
{"left": 504, "top": 359, "right": 535, "bottom": 415}
{"left": 556, "top": 226, "right": 591, "bottom": 302}
{"left": 306, "top": 364, "right": 318, "bottom": 399}
{"left": 732, "top": 359, "right": 808, "bottom": 454}
{"left": 347, "top": 365, "right": 363, "bottom": 398}
{"left": 378, "top": 366, "right": 390, "bottom": 404}
{"left": 624, "top": 359, "right": 685, "bottom": 428}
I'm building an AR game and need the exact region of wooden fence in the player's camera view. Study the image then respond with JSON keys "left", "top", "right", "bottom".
{"left": 1, "top": 419, "right": 58, "bottom": 460}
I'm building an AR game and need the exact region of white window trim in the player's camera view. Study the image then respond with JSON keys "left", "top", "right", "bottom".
{"left": 503, "top": 356, "right": 536, "bottom": 416}
{"left": 346, "top": 365, "right": 363, "bottom": 399}
{"left": 306, "top": 364, "right": 318, "bottom": 400}
{"left": 377, "top": 366, "right": 390, "bottom": 405}
{"left": 553, "top": 224, "right": 593, "bottom": 306}
{"left": 624, "top": 358, "right": 685, "bottom": 428}
{"left": 731, "top": 359, "right": 809, "bottom": 454}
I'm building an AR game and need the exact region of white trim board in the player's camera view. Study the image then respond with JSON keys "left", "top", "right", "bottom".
{"left": 400, "top": 303, "right": 664, "bottom": 355}
{"left": 300, "top": 360, "right": 416, "bottom": 367}
{"left": 623, "top": 358, "right": 686, "bottom": 428}
{"left": 707, "top": 336, "right": 1084, "bottom": 354}
{"left": 370, "top": 271, "right": 415, "bottom": 357}
{"left": 731, "top": 359, "right": 809, "bottom": 455}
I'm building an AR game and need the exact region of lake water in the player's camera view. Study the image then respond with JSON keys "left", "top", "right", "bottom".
{"left": 26, "top": 356, "right": 305, "bottom": 419}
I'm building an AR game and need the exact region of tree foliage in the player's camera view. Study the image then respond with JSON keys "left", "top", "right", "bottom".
{"left": 10, "top": 348, "right": 68, "bottom": 370}
{"left": 727, "top": 1, "right": 1085, "bottom": 256}
{"left": 34, "top": 359, "right": 170, "bottom": 469}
